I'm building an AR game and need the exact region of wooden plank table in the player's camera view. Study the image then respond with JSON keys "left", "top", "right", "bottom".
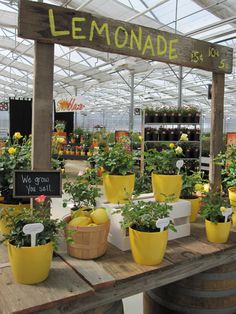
{"left": 1, "top": 220, "right": 236, "bottom": 314}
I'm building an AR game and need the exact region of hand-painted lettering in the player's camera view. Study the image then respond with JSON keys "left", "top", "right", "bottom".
{"left": 169, "top": 39, "right": 178, "bottom": 60}
{"left": 157, "top": 35, "right": 167, "bottom": 56}
{"left": 72, "top": 17, "right": 86, "bottom": 40}
{"left": 130, "top": 28, "right": 142, "bottom": 51}
{"left": 89, "top": 21, "right": 111, "bottom": 45}
{"left": 48, "top": 9, "right": 70, "bottom": 36}
{"left": 142, "top": 34, "right": 154, "bottom": 56}
{"left": 114, "top": 26, "right": 128, "bottom": 49}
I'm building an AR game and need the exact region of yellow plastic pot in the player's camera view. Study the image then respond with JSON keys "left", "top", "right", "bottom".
{"left": 152, "top": 173, "right": 182, "bottom": 203}
{"left": 181, "top": 197, "right": 201, "bottom": 223}
{"left": 228, "top": 187, "right": 236, "bottom": 211}
{"left": 0, "top": 203, "right": 30, "bottom": 235}
{"left": 103, "top": 174, "right": 135, "bottom": 204}
{"left": 129, "top": 227, "right": 168, "bottom": 266}
{"left": 205, "top": 219, "right": 231, "bottom": 244}
{"left": 8, "top": 242, "right": 53, "bottom": 284}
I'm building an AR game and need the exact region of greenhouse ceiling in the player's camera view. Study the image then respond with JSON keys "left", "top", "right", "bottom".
{"left": 0, "top": 0, "right": 236, "bottom": 117}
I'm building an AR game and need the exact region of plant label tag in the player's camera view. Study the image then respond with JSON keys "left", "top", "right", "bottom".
{"left": 23, "top": 223, "right": 44, "bottom": 247}
{"left": 221, "top": 208, "right": 233, "bottom": 222}
{"left": 156, "top": 218, "right": 170, "bottom": 232}
{"left": 176, "top": 160, "right": 184, "bottom": 170}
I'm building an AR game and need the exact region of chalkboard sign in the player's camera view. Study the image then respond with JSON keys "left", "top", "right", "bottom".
{"left": 13, "top": 170, "right": 62, "bottom": 198}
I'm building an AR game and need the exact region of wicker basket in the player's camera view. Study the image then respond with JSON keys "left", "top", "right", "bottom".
{"left": 64, "top": 215, "right": 110, "bottom": 259}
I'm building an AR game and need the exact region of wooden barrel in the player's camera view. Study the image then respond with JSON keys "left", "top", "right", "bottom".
{"left": 82, "top": 300, "right": 124, "bottom": 314}
{"left": 144, "top": 261, "right": 236, "bottom": 314}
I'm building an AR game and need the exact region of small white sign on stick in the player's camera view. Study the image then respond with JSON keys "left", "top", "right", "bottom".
{"left": 23, "top": 223, "right": 44, "bottom": 247}
{"left": 156, "top": 218, "right": 170, "bottom": 232}
{"left": 221, "top": 208, "right": 233, "bottom": 222}
{"left": 176, "top": 159, "right": 184, "bottom": 171}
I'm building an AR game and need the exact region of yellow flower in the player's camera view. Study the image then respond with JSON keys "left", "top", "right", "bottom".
{"left": 194, "top": 183, "right": 203, "bottom": 192}
{"left": 175, "top": 146, "right": 183, "bottom": 155}
{"left": 13, "top": 132, "right": 23, "bottom": 140}
{"left": 8, "top": 147, "right": 16, "bottom": 155}
{"left": 169, "top": 143, "right": 175, "bottom": 149}
{"left": 56, "top": 137, "right": 65, "bottom": 144}
{"left": 180, "top": 133, "right": 188, "bottom": 141}
{"left": 220, "top": 206, "right": 226, "bottom": 213}
{"left": 58, "top": 150, "right": 63, "bottom": 156}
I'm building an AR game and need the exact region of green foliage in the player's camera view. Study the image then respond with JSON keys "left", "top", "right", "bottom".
{"left": 215, "top": 144, "right": 236, "bottom": 188}
{"left": 55, "top": 120, "right": 66, "bottom": 132}
{"left": 145, "top": 144, "right": 183, "bottom": 175}
{"left": 63, "top": 168, "right": 101, "bottom": 210}
{"left": 115, "top": 201, "right": 175, "bottom": 232}
{"left": 181, "top": 171, "right": 206, "bottom": 199}
{"left": 133, "top": 174, "right": 152, "bottom": 196}
{"left": 0, "top": 207, "right": 65, "bottom": 248}
{"left": 91, "top": 143, "right": 135, "bottom": 175}
{"left": 0, "top": 133, "right": 31, "bottom": 198}
{"left": 200, "top": 192, "right": 231, "bottom": 223}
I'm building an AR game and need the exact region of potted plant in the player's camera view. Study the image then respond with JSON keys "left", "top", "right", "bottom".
{"left": 115, "top": 200, "right": 175, "bottom": 265}
{"left": 91, "top": 142, "right": 136, "bottom": 204}
{"left": 180, "top": 171, "right": 206, "bottom": 222}
{"left": 145, "top": 133, "right": 188, "bottom": 202}
{"left": 144, "top": 107, "right": 155, "bottom": 123}
{"left": 63, "top": 169, "right": 110, "bottom": 259}
{"left": 54, "top": 120, "right": 66, "bottom": 133}
{"left": 0, "top": 195, "right": 64, "bottom": 284}
{"left": 0, "top": 132, "right": 31, "bottom": 205}
{"left": 200, "top": 192, "right": 232, "bottom": 243}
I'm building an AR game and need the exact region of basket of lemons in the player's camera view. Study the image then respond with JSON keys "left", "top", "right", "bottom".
{"left": 64, "top": 207, "right": 110, "bottom": 259}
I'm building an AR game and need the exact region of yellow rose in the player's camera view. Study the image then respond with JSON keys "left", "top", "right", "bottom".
{"left": 220, "top": 206, "right": 226, "bottom": 213}
{"left": 8, "top": 147, "right": 16, "bottom": 155}
{"left": 194, "top": 183, "right": 203, "bottom": 192}
{"left": 180, "top": 133, "right": 188, "bottom": 141}
{"left": 169, "top": 143, "right": 175, "bottom": 149}
{"left": 13, "top": 132, "right": 23, "bottom": 140}
{"left": 56, "top": 137, "right": 65, "bottom": 144}
{"left": 175, "top": 146, "right": 183, "bottom": 155}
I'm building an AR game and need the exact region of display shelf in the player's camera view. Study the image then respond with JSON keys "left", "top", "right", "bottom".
{"left": 145, "top": 123, "right": 200, "bottom": 126}
{"left": 145, "top": 140, "right": 200, "bottom": 143}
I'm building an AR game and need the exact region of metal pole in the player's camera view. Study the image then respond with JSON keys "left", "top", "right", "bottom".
{"left": 129, "top": 71, "right": 135, "bottom": 133}
{"left": 178, "top": 66, "right": 183, "bottom": 108}
{"left": 74, "top": 87, "right": 77, "bottom": 130}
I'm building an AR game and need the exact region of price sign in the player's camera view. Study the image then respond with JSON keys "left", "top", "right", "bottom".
{"left": 23, "top": 223, "right": 44, "bottom": 247}
{"left": 156, "top": 218, "right": 170, "bottom": 232}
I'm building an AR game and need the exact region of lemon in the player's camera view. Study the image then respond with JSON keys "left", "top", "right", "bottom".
{"left": 68, "top": 216, "right": 92, "bottom": 227}
{"left": 90, "top": 208, "right": 109, "bottom": 225}
{"left": 88, "top": 223, "right": 98, "bottom": 227}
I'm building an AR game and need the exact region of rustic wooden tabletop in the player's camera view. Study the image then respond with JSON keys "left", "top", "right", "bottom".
{"left": 1, "top": 220, "right": 236, "bottom": 314}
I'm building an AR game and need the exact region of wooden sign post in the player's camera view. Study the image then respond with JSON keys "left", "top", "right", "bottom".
{"left": 18, "top": 0, "right": 233, "bottom": 191}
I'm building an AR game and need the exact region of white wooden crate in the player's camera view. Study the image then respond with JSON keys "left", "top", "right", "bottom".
{"left": 102, "top": 194, "right": 191, "bottom": 251}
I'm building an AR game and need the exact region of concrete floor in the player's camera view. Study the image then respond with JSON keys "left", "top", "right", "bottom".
{"left": 51, "top": 160, "right": 143, "bottom": 314}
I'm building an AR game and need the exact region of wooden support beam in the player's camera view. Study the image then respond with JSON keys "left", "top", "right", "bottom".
{"left": 209, "top": 72, "right": 225, "bottom": 192}
{"left": 32, "top": 41, "right": 54, "bottom": 170}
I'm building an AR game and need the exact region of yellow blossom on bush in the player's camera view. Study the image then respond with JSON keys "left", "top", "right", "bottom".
{"left": 56, "top": 137, "right": 65, "bottom": 144}
{"left": 194, "top": 183, "right": 203, "bottom": 192}
{"left": 175, "top": 146, "right": 183, "bottom": 155}
{"left": 220, "top": 206, "right": 226, "bottom": 213}
{"left": 180, "top": 133, "right": 188, "bottom": 141}
{"left": 8, "top": 147, "right": 16, "bottom": 155}
{"left": 169, "top": 143, "right": 175, "bottom": 149}
{"left": 13, "top": 132, "right": 23, "bottom": 140}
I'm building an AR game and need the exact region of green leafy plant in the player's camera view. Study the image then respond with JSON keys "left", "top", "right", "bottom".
{"left": 63, "top": 168, "right": 101, "bottom": 211}
{"left": 0, "top": 132, "right": 31, "bottom": 203}
{"left": 115, "top": 201, "right": 175, "bottom": 232}
{"left": 90, "top": 143, "right": 135, "bottom": 175}
{"left": 0, "top": 196, "right": 65, "bottom": 248}
{"left": 133, "top": 173, "right": 152, "bottom": 196}
{"left": 200, "top": 192, "right": 231, "bottom": 223}
{"left": 55, "top": 120, "right": 66, "bottom": 132}
{"left": 145, "top": 136, "right": 187, "bottom": 174}
{"left": 215, "top": 144, "right": 236, "bottom": 188}
{"left": 181, "top": 171, "right": 206, "bottom": 199}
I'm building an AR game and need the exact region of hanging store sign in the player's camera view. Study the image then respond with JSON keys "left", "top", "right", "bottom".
{"left": 18, "top": 0, "right": 233, "bottom": 74}
{"left": 0, "top": 102, "right": 8, "bottom": 111}
{"left": 55, "top": 96, "right": 86, "bottom": 112}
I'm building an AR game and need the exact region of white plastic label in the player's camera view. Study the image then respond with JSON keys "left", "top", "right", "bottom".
{"left": 23, "top": 223, "right": 44, "bottom": 247}
{"left": 176, "top": 159, "right": 184, "bottom": 170}
{"left": 156, "top": 218, "right": 170, "bottom": 232}
{"left": 221, "top": 208, "right": 233, "bottom": 222}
